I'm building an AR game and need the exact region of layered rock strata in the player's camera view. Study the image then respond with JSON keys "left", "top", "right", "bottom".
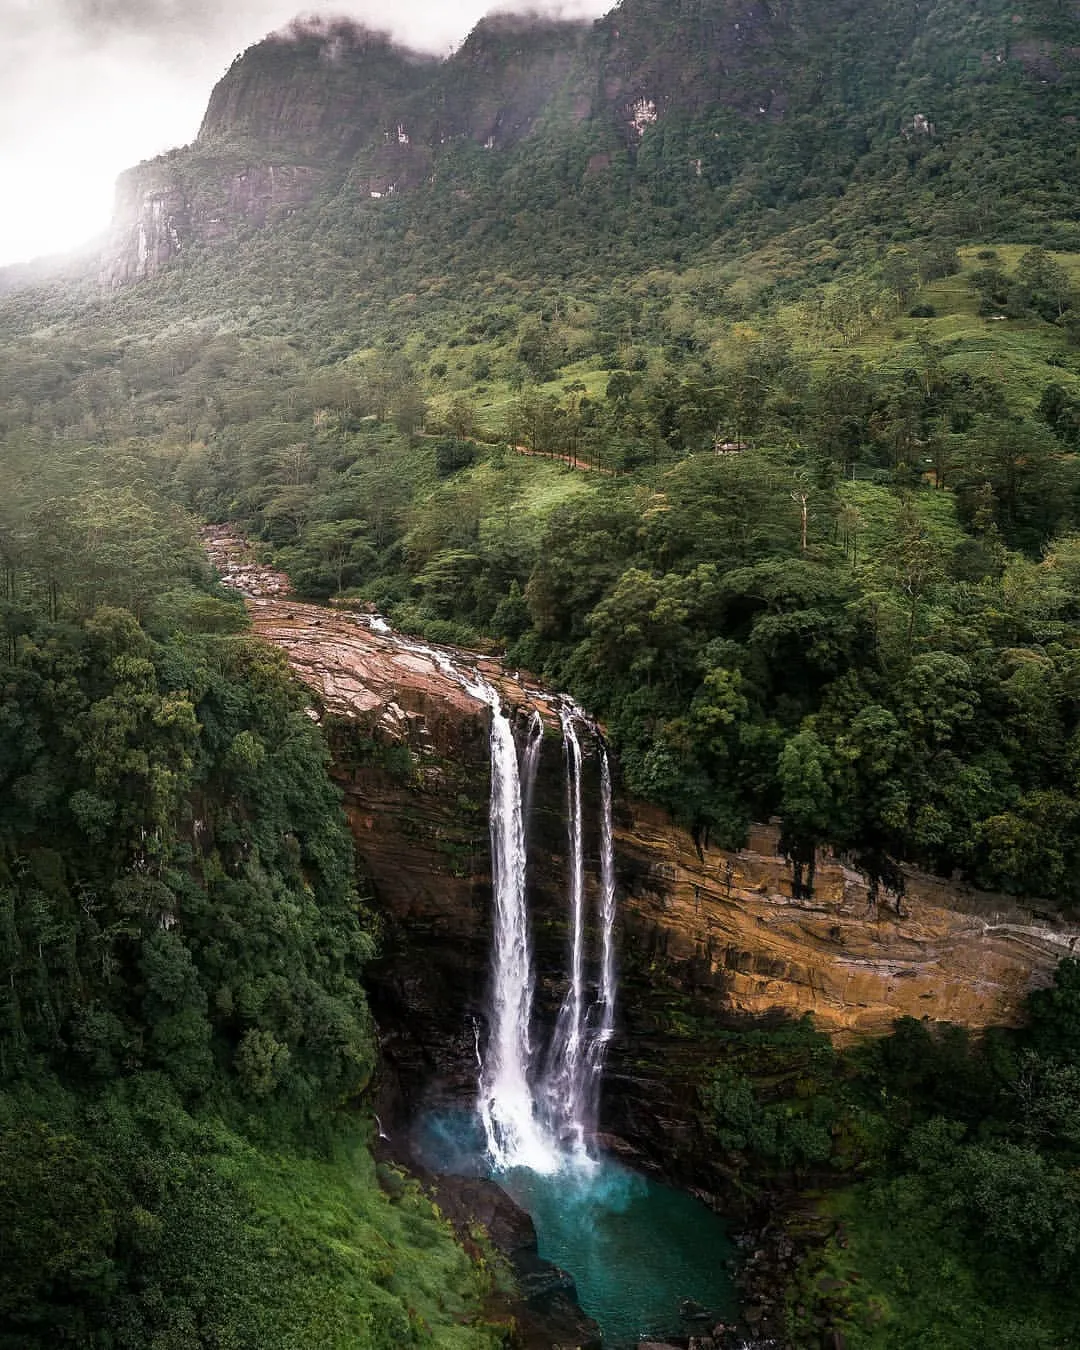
{"left": 615, "top": 810, "right": 1077, "bottom": 1043}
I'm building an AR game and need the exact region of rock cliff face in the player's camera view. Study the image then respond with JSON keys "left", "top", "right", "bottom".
{"left": 197, "top": 22, "right": 438, "bottom": 156}
{"left": 205, "top": 530, "right": 1080, "bottom": 1181}
{"left": 103, "top": 170, "right": 190, "bottom": 288}
{"left": 99, "top": 1, "right": 1080, "bottom": 287}
{"left": 100, "top": 153, "right": 328, "bottom": 286}
{"left": 100, "top": 15, "right": 594, "bottom": 286}
{"left": 614, "top": 810, "right": 1076, "bottom": 1042}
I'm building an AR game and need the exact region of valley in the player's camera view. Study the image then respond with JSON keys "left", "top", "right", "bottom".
{"left": 2, "top": 0, "right": 1080, "bottom": 1345}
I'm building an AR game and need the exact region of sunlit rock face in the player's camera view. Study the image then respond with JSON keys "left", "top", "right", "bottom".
{"left": 100, "top": 159, "right": 330, "bottom": 285}
{"left": 614, "top": 812, "right": 1076, "bottom": 1042}
{"left": 101, "top": 175, "right": 188, "bottom": 286}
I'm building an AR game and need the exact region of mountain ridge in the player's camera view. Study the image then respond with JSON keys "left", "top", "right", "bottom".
{"left": 93, "top": 0, "right": 1080, "bottom": 290}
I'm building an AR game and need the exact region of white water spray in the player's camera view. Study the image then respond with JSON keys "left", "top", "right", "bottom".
{"left": 583, "top": 742, "right": 618, "bottom": 1124}
{"left": 520, "top": 709, "right": 544, "bottom": 836}
{"left": 476, "top": 691, "right": 560, "bottom": 1173}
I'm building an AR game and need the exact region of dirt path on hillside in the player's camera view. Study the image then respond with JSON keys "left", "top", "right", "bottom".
{"left": 511, "top": 444, "right": 615, "bottom": 474}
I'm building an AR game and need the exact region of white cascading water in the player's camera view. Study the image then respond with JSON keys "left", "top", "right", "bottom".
{"left": 520, "top": 709, "right": 544, "bottom": 837}
{"left": 354, "top": 613, "right": 615, "bottom": 1172}
{"left": 583, "top": 742, "right": 617, "bottom": 1126}
{"left": 597, "top": 744, "right": 617, "bottom": 1041}
{"left": 348, "top": 618, "right": 559, "bottom": 1171}
{"left": 474, "top": 690, "right": 560, "bottom": 1173}
{"left": 541, "top": 709, "right": 589, "bottom": 1152}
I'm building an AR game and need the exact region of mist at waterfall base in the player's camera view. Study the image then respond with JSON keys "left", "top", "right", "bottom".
{"left": 414, "top": 1108, "right": 737, "bottom": 1347}
{"left": 359, "top": 624, "right": 737, "bottom": 1344}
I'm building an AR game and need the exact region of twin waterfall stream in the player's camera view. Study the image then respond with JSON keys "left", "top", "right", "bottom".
{"left": 479, "top": 700, "right": 617, "bottom": 1174}
{"left": 350, "top": 614, "right": 619, "bottom": 1174}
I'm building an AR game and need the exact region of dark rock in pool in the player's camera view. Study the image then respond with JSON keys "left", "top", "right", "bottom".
{"left": 410, "top": 1168, "right": 602, "bottom": 1350}
{"left": 426, "top": 1172, "right": 535, "bottom": 1253}
{"left": 515, "top": 1248, "right": 578, "bottom": 1304}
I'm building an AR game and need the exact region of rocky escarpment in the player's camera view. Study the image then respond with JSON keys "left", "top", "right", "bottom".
{"left": 197, "top": 22, "right": 437, "bottom": 156}
{"left": 100, "top": 23, "right": 434, "bottom": 287}
{"left": 205, "top": 528, "right": 1080, "bottom": 1186}
{"left": 100, "top": 14, "right": 593, "bottom": 287}
{"left": 99, "top": 0, "right": 1080, "bottom": 287}
{"left": 613, "top": 811, "right": 1077, "bottom": 1042}
{"left": 102, "top": 154, "right": 327, "bottom": 287}
{"left": 206, "top": 528, "right": 1077, "bottom": 1026}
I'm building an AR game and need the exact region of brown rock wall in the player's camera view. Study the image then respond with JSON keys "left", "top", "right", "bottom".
{"left": 203, "top": 527, "right": 1080, "bottom": 1055}
{"left": 615, "top": 804, "right": 1077, "bottom": 1045}
{"left": 100, "top": 159, "right": 329, "bottom": 287}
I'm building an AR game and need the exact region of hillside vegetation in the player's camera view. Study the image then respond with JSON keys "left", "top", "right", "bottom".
{"left": 2, "top": 0, "right": 1080, "bottom": 1344}
{"left": 8, "top": 242, "right": 1079, "bottom": 903}
{"left": 0, "top": 444, "right": 504, "bottom": 1347}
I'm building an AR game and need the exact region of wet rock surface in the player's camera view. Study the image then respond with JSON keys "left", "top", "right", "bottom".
{"left": 388, "top": 1152, "right": 602, "bottom": 1350}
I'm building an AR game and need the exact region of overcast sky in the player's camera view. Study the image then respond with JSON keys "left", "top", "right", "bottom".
{"left": 0, "top": 1, "right": 611, "bottom": 267}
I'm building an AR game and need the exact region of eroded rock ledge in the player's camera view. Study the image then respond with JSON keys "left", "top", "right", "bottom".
{"left": 205, "top": 526, "right": 1078, "bottom": 1052}
{"left": 616, "top": 811, "right": 1077, "bottom": 1042}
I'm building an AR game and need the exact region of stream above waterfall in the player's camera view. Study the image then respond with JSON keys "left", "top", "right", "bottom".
{"left": 415, "top": 1108, "right": 737, "bottom": 1348}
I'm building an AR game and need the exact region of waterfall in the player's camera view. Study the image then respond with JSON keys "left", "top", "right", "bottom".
{"left": 347, "top": 618, "right": 554, "bottom": 1167}
{"left": 541, "top": 709, "right": 589, "bottom": 1152}
{"left": 584, "top": 742, "right": 617, "bottom": 1125}
{"left": 220, "top": 578, "right": 618, "bottom": 1173}
{"left": 397, "top": 636, "right": 613, "bottom": 1170}
{"left": 597, "top": 744, "right": 617, "bottom": 1042}
{"left": 477, "top": 698, "right": 617, "bottom": 1169}
{"left": 520, "top": 709, "right": 544, "bottom": 837}
{"left": 476, "top": 693, "right": 559, "bottom": 1173}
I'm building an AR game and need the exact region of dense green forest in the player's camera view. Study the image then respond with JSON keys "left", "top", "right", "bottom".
{"left": 3, "top": 0, "right": 1080, "bottom": 1343}
{"left": 15, "top": 243, "right": 1074, "bottom": 906}
{"left": 699, "top": 967, "right": 1080, "bottom": 1348}
{"left": 0, "top": 444, "right": 504, "bottom": 1347}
